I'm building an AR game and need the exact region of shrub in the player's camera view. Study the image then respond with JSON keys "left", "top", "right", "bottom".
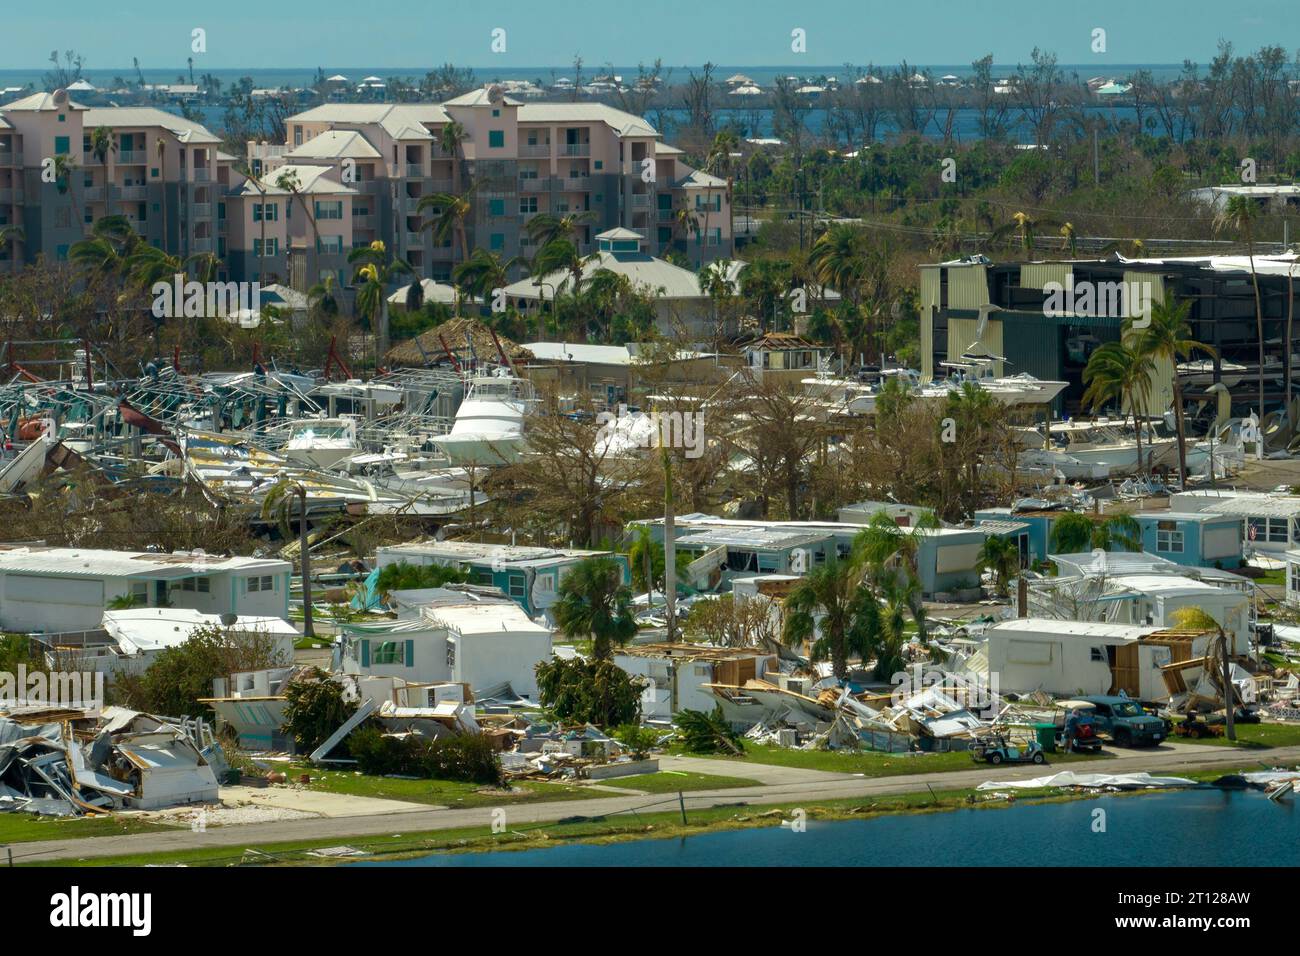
{"left": 675, "top": 706, "right": 745, "bottom": 755}
{"left": 282, "top": 669, "right": 357, "bottom": 754}
{"left": 612, "top": 723, "right": 659, "bottom": 759}
{"left": 535, "top": 656, "right": 643, "bottom": 728}
{"left": 374, "top": 561, "right": 469, "bottom": 598}
{"left": 348, "top": 726, "right": 502, "bottom": 785}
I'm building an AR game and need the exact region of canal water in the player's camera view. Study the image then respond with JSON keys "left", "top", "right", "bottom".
{"left": 356, "top": 789, "right": 1299, "bottom": 866}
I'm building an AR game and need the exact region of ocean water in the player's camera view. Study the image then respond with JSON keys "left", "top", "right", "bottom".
{"left": 354, "top": 789, "right": 1300, "bottom": 867}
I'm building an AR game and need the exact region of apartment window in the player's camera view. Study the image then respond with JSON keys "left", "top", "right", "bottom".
{"left": 492, "top": 108, "right": 500, "bottom": 117}
{"left": 314, "top": 200, "right": 343, "bottom": 220}
{"left": 151, "top": 168, "right": 159, "bottom": 178}
{"left": 181, "top": 577, "right": 212, "bottom": 593}
{"left": 294, "top": 127, "right": 303, "bottom": 146}
{"left": 490, "top": 233, "right": 504, "bottom": 250}
{"left": 1156, "top": 521, "right": 1184, "bottom": 554}
{"left": 254, "top": 203, "right": 279, "bottom": 222}
{"left": 489, "top": 130, "right": 504, "bottom": 149}
{"left": 508, "top": 573, "right": 526, "bottom": 598}
{"left": 129, "top": 582, "right": 148, "bottom": 606}
{"left": 253, "top": 238, "right": 279, "bottom": 258}
{"left": 55, "top": 136, "right": 70, "bottom": 155}
{"left": 489, "top": 198, "right": 505, "bottom": 216}
{"left": 316, "top": 236, "right": 343, "bottom": 254}
{"left": 247, "top": 574, "right": 275, "bottom": 592}
{"left": 519, "top": 197, "right": 537, "bottom": 214}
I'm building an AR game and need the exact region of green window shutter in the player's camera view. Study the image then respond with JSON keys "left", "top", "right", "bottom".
{"left": 55, "top": 136, "right": 70, "bottom": 154}
{"left": 489, "top": 198, "right": 504, "bottom": 216}
{"left": 405, "top": 639, "right": 415, "bottom": 668}
{"left": 360, "top": 639, "right": 370, "bottom": 668}
{"left": 489, "top": 130, "right": 504, "bottom": 148}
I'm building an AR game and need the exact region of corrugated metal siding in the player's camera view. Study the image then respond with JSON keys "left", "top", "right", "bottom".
{"left": 920, "top": 267, "right": 940, "bottom": 380}
{"left": 1001, "top": 311, "right": 1064, "bottom": 410}
{"left": 1122, "top": 272, "right": 1172, "bottom": 414}
{"left": 1020, "top": 263, "right": 1070, "bottom": 291}
{"left": 948, "top": 264, "right": 990, "bottom": 309}
{"left": 948, "top": 317, "right": 1005, "bottom": 376}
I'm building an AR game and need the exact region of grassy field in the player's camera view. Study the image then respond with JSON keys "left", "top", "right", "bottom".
{"left": 1174, "top": 722, "right": 1300, "bottom": 749}
{"left": 284, "top": 764, "right": 605, "bottom": 808}
{"left": 679, "top": 743, "right": 1107, "bottom": 777}
{"left": 594, "top": 771, "right": 760, "bottom": 793}
{"left": 0, "top": 813, "right": 164, "bottom": 846}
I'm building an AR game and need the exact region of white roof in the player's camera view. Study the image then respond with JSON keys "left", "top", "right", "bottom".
{"left": 103, "top": 608, "right": 296, "bottom": 656}
{"left": 988, "top": 618, "right": 1161, "bottom": 641}
{"left": 524, "top": 342, "right": 634, "bottom": 365}
{"left": 381, "top": 540, "right": 608, "bottom": 565}
{"left": 421, "top": 601, "right": 551, "bottom": 637}
{"left": 0, "top": 545, "right": 288, "bottom": 579}
{"left": 286, "top": 129, "right": 382, "bottom": 161}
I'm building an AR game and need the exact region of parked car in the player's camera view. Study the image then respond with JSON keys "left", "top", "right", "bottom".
{"left": 1076, "top": 695, "right": 1168, "bottom": 747}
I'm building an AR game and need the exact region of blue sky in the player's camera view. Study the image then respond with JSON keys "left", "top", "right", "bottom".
{"left": 1, "top": 0, "right": 1295, "bottom": 69}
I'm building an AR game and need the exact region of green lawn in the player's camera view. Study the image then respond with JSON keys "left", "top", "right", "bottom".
{"left": 0, "top": 813, "right": 164, "bottom": 846}
{"left": 1173, "top": 722, "right": 1300, "bottom": 749}
{"left": 681, "top": 743, "right": 1106, "bottom": 777}
{"left": 286, "top": 763, "right": 614, "bottom": 808}
{"left": 593, "top": 771, "right": 760, "bottom": 793}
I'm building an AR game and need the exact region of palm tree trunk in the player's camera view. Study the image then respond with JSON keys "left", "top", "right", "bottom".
{"left": 1173, "top": 375, "right": 1188, "bottom": 486}
{"left": 1287, "top": 271, "right": 1295, "bottom": 415}
{"left": 1248, "top": 232, "right": 1264, "bottom": 416}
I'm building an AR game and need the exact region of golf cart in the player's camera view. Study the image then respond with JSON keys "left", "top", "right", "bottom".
{"left": 970, "top": 729, "right": 1047, "bottom": 765}
{"left": 1053, "top": 700, "right": 1104, "bottom": 754}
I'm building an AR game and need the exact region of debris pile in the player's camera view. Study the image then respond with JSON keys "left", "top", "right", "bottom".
{"left": 0, "top": 706, "right": 221, "bottom": 816}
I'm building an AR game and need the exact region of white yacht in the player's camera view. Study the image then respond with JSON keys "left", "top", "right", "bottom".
{"left": 282, "top": 417, "right": 360, "bottom": 470}
{"left": 433, "top": 369, "right": 534, "bottom": 466}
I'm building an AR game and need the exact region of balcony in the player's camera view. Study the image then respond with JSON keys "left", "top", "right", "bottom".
{"left": 429, "top": 245, "right": 455, "bottom": 261}
{"left": 83, "top": 151, "right": 102, "bottom": 165}
{"left": 117, "top": 150, "right": 147, "bottom": 165}
{"left": 405, "top": 232, "right": 425, "bottom": 248}
{"left": 84, "top": 187, "right": 105, "bottom": 202}
{"left": 191, "top": 203, "right": 213, "bottom": 219}
{"left": 0, "top": 150, "right": 20, "bottom": 167}
{"left": 630, "top": 193, "right": 651, "bottom": 208}
{"left": 351, "top": 214, "right": 375, "bottom": 229}
{"left": 519, "top": 177, "right": 550, "bottom": 192}
{"left": 0, "top": 188, "right": 19, "bottom": 204}
{"left": 193, "top": 169, "right": 212, "bottom": 183}
{"left": 658, "top": 209, "right": 676, "bottom": 222}
{"left": 217, "top": 219, "right": 228, "bottom": 234}
{"left": 119, "top": 186, "right": 147, "bottom": 201}
{"left": 191, "top": 237, "right": 213, "bottom": 252}
{"left": 406, "top": 164, "right": 426, "bottom": 179}
{"left": 427, "top": 179, "right": 453, "bottom": 194}
{"left": 519, "top": 143, "right": 551, "bottom": 158}
{"left": 562, "top": 177, "right": 592, "bottom": 191}
{"left": 562, "top": 143, "right": 590, "bottom": 157}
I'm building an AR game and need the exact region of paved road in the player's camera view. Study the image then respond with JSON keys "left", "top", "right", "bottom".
{"left": 11, "top": 741, "right": 1296, "bottom": 865}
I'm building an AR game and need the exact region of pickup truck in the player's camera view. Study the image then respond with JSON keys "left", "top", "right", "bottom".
{"left": 1075, "top": 695, "right": 1169, "bottom": 747}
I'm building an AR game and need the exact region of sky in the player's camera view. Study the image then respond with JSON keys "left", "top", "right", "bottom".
{"left": 1, "top": 0, "right": 1296, "bottom": 70}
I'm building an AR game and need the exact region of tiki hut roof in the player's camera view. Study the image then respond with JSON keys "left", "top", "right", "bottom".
{"left": 384, "top": 317, "right": 533, "bottom": 368}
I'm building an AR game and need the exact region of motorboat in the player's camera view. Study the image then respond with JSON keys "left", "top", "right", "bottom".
{"left": 282, "top": 417, "right": 360, "bottom": 470}
{"left": 433, "top": 369, "right": 534, "bottom": 466}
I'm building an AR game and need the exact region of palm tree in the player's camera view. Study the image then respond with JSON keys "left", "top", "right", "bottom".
{"left": 1171, "top": 606, "right": 1236, "bottom": 741}
{"left": 452, "top": 247, "right": 518, "bottom": 304}
{"left": 1058, "top": 221, "right": 1078, "bottom": 257}
{"left": 307, "top": 273, "right": 340, "bottom": 319}
{"left": 417, "top": 186, "right": 475, "bottom": 268}
{"left": 552, "top": 556, "right": 637, "bottom": 661}
{"left": 88, "top": 126, "right": 115, "bottom": 214}
{"left": 781, "top": 551, "right": 878, "bottom": 680}
{"left": 525, "top": 211, "right": 596, "bottom": 253}
{"left": 0, "top": 224, "right": 23, "bottom": 262}
{"left": 1216, "top": 195, "right": 1265, "bottom": 414}
{"left": 155, "top": 137, "right": 168, "bottom": 250}
{"left": 52, "top": 153, "right": 82, "bottom": 228}
{"left": 1131, "top": 298, "right": 1216, "bottom": 486}
{"left": 979, "top": 534, "right": 1021, "bottom": 597}
{"left": 235, "top": 162, "right": 271, "bottom": 280}
{"left": 1049, "top": 512, "right": 1141, "bottom": 554}
{"left": 533, "top": 238, "right": 594, "bottom": 299}
{"left": 706, "top": 130, "right": 740, "bottom": 258}
{"left": 439, "top": 120, "right": 466, "bottom": 192}
{"left": 275, "top": 168, "right": 321, "bottom": 289}
{"left": 1082, "top": 340, "right": 1156, "bottom": 476}
{"left": 988, "top": 211, "right": 1060, "bottom": 258}
{"left": 348, "top": 241, "right": 411, "bottom": 365}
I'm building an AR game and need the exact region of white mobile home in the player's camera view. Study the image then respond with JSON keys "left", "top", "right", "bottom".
{"left": 614, "top": 643, "right": 778, "bottom": 722}
{"left": 340, "top": 592, "right": 552, "bottom": 699}
{"left": 1170, "top": 490, "right": 1300, "bottom": 555}
{"left": 0, "top": 545, "right": 292, "bottom": 634}
{"left": 984, "top": 618, "right": 1214, "bottom": 700}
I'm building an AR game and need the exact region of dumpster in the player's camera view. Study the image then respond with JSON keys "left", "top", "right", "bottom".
{"left": 1033, "top": 722, "right": 1057, "bottom": 753}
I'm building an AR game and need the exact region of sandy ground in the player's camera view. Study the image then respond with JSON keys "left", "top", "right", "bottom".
{"left": 127, "top": 783, "right": 434, "bottom": 829}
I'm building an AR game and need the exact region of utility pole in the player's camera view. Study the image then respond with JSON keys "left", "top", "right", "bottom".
{"left": 1092, "top": 123, "right": 1100, "bottom": 187}
{"left": 661, "top": 439, "right": 677, "bottom": 642}
{"left": 296, "top": 484, "right": 314, "bottom": 638}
